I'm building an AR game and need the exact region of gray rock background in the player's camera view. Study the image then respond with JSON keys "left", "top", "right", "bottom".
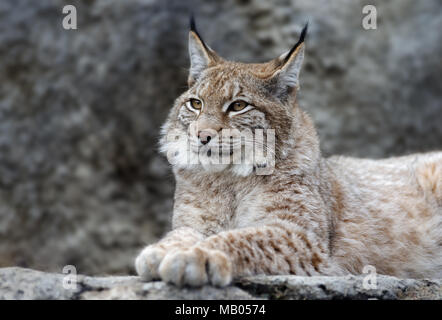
{"left": 0, "top": 0, "right": 441, "bottom": 275}
{"left": 1, "top": 267, "right": 441, "bottom": 300}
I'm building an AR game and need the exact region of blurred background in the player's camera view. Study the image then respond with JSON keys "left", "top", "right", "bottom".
{"left": 0, "top": 0, "right": 441, "bottom": 276}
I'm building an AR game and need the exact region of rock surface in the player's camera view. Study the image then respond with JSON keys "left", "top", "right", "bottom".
{"left": 0, "top": 267, "right": 440, "bottom": 300}
{"left": 0, "top": 0, "right": 441, "bottom": 275}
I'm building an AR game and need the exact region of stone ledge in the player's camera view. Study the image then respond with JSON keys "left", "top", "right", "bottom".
{"left": 0, "top": 267, "right": 440, "bottom": 300}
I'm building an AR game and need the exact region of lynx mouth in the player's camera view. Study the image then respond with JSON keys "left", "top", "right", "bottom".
{"left": 164, "top": 129, "right": 275, "bottom": 173}
{"left": 190, "top": 142, "right": 240, "bottom": 157}
{"left": 191, "top": 147, "right": 235, "bottom": 158}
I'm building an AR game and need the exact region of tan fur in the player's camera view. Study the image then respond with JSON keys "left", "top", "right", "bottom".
{"left": 135, "top": 25, "right": 442, "bottom": 286}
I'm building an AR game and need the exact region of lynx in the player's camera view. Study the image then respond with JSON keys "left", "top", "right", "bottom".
{"left": 135, "top": 19, "right": 442, "bottom": 287}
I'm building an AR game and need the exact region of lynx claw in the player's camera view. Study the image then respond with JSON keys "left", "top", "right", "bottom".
{"left": 158, "top": 246, "right": 232, "bottom": 287}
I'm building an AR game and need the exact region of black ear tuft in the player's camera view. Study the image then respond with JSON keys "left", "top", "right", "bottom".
{"left": 190, "top": 14, "right": 196, "bottom": 32}
{"left": 189, "top": 14, "right": 210, "bottom": 51}
{"left": 284, "top": 22, "right": 309, "bottom": 64}
{"left": 299, "top": 21, "right": 308, "bottom": 44}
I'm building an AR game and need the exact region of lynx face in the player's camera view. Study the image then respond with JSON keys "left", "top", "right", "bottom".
{"left": 160, "top": 21, "right": 307, "bottom": 176}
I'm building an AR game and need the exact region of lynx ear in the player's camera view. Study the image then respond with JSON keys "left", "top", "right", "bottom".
{"left": 269, "top": 23, "right": 308, "bottom": 99}
{"left": 188, "top": 17, "right": 219, "bottom": 86}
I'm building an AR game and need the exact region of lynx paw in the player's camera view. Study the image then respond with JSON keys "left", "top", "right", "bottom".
{"left": 135, "top": 245, "right": 168, "bottom": 281}
{"left": 158, "top": 246, "right": 232, "bottom": 287}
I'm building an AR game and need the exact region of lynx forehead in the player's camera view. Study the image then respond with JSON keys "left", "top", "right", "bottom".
{"left": 135, "top": 18, "right": 442, "bottom": 287}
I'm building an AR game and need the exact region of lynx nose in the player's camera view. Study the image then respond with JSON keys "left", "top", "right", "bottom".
{"left": 198, "top": 130, "right": 216, "bottom": 145}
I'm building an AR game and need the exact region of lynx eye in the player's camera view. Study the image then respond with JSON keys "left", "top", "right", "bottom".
{"left": 228, "top": 100, "right": 248, "bottom": 112}
{"left": 189, "top": 99, "right": 202, "bottom": 110}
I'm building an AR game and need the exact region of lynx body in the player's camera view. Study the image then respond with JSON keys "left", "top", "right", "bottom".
{"left": 135, "top": 21, "right": 442, "bottom": 286}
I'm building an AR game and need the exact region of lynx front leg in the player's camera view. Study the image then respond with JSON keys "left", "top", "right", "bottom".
{"left": 158, "top": 225, "right": 331, "bottom": 287}
{"left": 135, "top": 227, "right": 203, "bottom": 281}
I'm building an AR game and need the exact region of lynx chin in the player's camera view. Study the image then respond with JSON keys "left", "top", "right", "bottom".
{"left": 135, "top": 18, "right": 442, "bottom": 287}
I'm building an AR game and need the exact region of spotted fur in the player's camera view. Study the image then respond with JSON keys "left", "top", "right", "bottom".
{"left": 135, "top": 21, "right": 442, "bottom": 286}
